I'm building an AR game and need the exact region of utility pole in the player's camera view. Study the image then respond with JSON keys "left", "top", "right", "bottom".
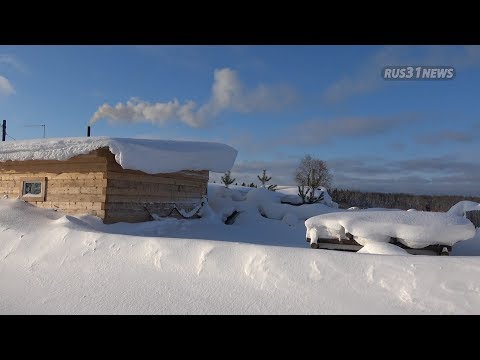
{"left": 2, "top": 120, "right": 6, "bottom": 141}
{"left": 25, "top": 124, "right": 46, "bottom": 138}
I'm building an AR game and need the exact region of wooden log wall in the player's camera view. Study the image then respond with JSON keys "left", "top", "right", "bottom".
{"left": 103, "top": 149, "right": 208, "bottom": 223}
{"left": 0, "top": 150, "right": 108, "bottom": 218}
{"left": 0, "top": 147, "right": 209, "bottom": 223}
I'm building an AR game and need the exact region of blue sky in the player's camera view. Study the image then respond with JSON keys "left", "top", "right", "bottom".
{"left": 1, "top": 45, "right": 479, "bottom": 195}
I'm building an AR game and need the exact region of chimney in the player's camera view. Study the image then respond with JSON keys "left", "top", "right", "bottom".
{"left": 2, "top": 120, "right": 6, "bottom": 141}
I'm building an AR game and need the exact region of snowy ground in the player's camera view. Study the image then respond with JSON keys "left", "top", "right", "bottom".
{"left": 1, "top": 184, "right": 480, "bottom": 314}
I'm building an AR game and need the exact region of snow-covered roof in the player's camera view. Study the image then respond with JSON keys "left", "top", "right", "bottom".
{"left": 0, "top": 137, "right": 238, "bottom": 174}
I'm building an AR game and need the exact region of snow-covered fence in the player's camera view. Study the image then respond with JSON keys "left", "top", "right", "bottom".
{"left": 466, "top": 210, "right": 480, "bottom": 228}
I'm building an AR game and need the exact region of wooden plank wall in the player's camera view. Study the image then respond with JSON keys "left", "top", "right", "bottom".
{"left": 0, "top": 147, "right": 209, "bottom": 223}
{"left": 104, "top": 150, "right": 208, "bottom": 223}
{"left": 0, "top": 150, "right": 108, "bottom": 218}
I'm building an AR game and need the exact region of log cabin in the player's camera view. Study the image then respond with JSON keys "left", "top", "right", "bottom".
{"left": 0, "top": 137, "right": 237, "bottom": 223}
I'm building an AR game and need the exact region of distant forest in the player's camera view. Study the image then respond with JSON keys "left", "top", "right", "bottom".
{"left": 331, "top": 188, "right": 480, "bottom": 212}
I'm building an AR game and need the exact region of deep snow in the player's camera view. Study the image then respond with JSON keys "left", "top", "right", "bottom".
{"left": 1, "top": 184, "right": 480, "bottom": 314}
{"left": 0, "top": 137, "right": 238, "bottom": 173}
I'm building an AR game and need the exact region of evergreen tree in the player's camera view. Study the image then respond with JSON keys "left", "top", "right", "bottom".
{"left": 257, "top": 169, "right": 272, "bottom": 188}
{"left": 241, "top": 182, "right": 246, "bottom": 187}
{"left": 221, "top": 171, "right": 235, "bottom": 188}
{"left": 249, "top": 182, "right": 256, "bottom": 188}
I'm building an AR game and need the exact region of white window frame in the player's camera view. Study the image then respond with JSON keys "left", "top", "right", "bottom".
{"left": 19, "top": 177, "right": 46, "bottom": 202}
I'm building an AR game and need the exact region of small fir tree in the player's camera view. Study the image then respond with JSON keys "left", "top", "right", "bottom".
{"left": 267, "top": 184, "right": 278, "bottom": 191}
{"left": 257, "top": 169, "right": 272, "bottom": 187}
{"left": 221, "top": 171, "right": 235, "bottom": 188}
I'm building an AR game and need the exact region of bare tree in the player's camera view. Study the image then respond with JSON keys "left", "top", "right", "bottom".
{"left": 295, "top": 155, "right": 332, "bottom": 203}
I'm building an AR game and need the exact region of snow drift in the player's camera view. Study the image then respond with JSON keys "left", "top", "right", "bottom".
{"left": 0, "top": 137, "right": 238, "bottom": 173}
{"left": 276, "top": 185, "right": 338, "bottom": 208}
{"left": 208, "top": 184, "right": 341, "bottom": 225}
{"left": 2, "top": 198, "right": 480, "bottom": 314}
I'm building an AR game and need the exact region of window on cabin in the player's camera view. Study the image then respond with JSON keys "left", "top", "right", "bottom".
{"left": 23, "top": 182, "right": 42, "bottom": 196}
{"left": 20, "top": 178, "right": 46, "bottom": 201}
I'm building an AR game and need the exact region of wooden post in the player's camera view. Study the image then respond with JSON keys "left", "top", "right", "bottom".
{"left": 2, "top": 120, "right": 6, "bottom": 141}
{"left": 87, "top": 126, "right": 91, "bottom": 137}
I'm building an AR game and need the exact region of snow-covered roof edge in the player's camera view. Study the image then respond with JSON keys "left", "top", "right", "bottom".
{"left": 0, "top": 137, "right": 238, "bottom": 174}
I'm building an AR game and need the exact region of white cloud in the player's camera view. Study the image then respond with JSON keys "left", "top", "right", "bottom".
{"left": 323, "top": 45, "right": 480, "bottom": 103}
{"left": 330, "top": 155, "right": 480, "bottom": 196}
{"left": 0, "top": 54, "right": 26, "bottom": 73}
{"left": 277, "top": 113, "right": 419, "bottom": 146}
{"left": 90, "top": 67, "right": 296, "bottom": 127}
{"left": 323, "top": 46, "right": 408, "bottom": 103}
{"left": 210, "top": 155, "right": 480, "bottom": 196}
{"left": 0, "top": 75, "right": 15, "bottom": 96}
{"left": 416, "top": 130, "right": 475, "bottom": 145}
{"left": 209, "top": 159, "right": 299, "bottom": 186}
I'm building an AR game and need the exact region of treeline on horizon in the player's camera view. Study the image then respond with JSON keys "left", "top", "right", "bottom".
{"left": 331, "top": 188, "right": 480, "bottom": 212}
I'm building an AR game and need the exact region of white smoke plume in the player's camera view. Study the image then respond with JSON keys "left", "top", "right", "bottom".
{"left": 0, "top": 75, "right": 15, "bottom": 96}
{"left": 89, "top": 68, "right": 296, "bottom": 127}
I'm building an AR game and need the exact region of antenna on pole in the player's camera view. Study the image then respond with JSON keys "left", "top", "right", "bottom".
{"left": 25, "top": 124, "right": 46, "bottom": 138}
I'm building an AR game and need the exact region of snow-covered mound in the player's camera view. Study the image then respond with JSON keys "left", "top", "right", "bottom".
{"left": 305, "top": 211, "right": 476, "bottom": 249}
{"left": 2, "top": 198, "right": 480, "bottom": 314}
{"left": 276, "top": 185, "right": 338, "bottom": 208}
{"left": 208, "top": 184, "right": 341, "bottom": 225}
{"left": 0, "top": 137, "right": 238, "bottom": 173}
{"left": 357, "top": 242, "right": 409, "bottom": 256}
{"left": 448, "top": 201, "right": 480, "bottom": 217}
{"left": 363, "top": 207, "right": 402, "bottom": 211}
